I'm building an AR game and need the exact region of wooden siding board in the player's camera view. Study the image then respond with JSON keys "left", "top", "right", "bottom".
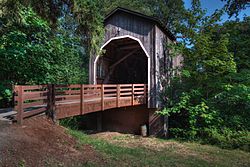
{"left": 155, "top": 26, "right": 163, "bottom": 108}
{"left": 91, "top": 10, "right": 176, "bottom": 108}
{"left": 104, "top": 12, "right": 153, "bottom": 56}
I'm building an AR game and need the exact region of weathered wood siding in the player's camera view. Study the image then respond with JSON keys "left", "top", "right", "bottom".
{"left": 89, "top": 10, "right": 179, "bottom": 108}
{"left": 104, "top": 12, "right": 156, "bottom": 108}
{"left": 154, "top": 26, "right": 182, "bottom": 108}
{"left": 90, "top": 11, "right": 156, "bottom": 108}
{"left": 104, "top": 12, "right": 155, "bottom": 54}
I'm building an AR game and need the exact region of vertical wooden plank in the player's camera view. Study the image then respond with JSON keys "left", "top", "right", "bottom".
{"left": 47, "top": 84, "right": 52, "bottom": 112}
{"left": 80, "top": 84, "right": 84, "bottom": 115}
{"left": 68, "top": 85, "right": 71, "bottom": 96}
{"left": 144, "top": 84, "right": 147, "bottom": 104}
{"left": 51, "top": 84, "right": 56, "bottom": 118}
{"left": 116, "top": 84, "right": 120, "bottom": 108}
{"left": 17, "top": 86, "right": 24, "bottom": 125}
{"left": 101, "top": 84, "right": 104, "bottom": 111}
{"left": 12, "top": 84, "right": 16, "bottom": 108}
{"left": 132, "top": 84, "right": 134, "bottom": 106}
{"left": 47, "top": 84, "right": 56, "bottom": 123}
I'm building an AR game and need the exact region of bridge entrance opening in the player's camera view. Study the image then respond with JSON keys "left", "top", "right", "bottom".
{"left": 81, "top": 36, "right": 154, "bottom": 135}
{"left": 95, "top": 36, "right": 149, "bottom": 85}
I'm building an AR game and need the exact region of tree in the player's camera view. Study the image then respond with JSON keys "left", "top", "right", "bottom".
{"left": 222, "top": 0, "right": 250, "bottom": 17}
{"left": 159, "top": 0, "right": 250, "bottom": 150}
{"left": 0, "top": 4, "right": 85, "bottom": 85}
{"left": 219, "top": 16, "right": 250, "bottom": 71}
{"left": 0, "top": 1, "right": 87, "bottom": 107}
{"left": 73, "top": 0, "right": 104, "bottom": 57}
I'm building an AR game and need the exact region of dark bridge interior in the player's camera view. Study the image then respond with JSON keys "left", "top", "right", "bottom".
{"left": 96, "top": 37, "right": 147, "bottom": 84}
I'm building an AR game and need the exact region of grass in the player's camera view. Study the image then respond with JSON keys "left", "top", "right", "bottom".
{"left": 67, "top": 129, "right": 250, "bottom": 167}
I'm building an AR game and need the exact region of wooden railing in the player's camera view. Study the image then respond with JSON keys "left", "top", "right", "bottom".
{"left": 14, "top": 84, "right": 147, "bottom": 124}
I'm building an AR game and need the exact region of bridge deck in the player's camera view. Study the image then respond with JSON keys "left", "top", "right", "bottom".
{"left": 14, "top": 84, "right": 147, "bottom": 124}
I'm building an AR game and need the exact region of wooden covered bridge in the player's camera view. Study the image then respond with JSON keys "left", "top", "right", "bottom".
{"left": 13, "top": 7, "right": 181, "bottom": 136}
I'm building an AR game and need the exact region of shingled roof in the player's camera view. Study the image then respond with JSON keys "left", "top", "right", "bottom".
{"left": 105, "top": 7, "right": 176, "bottom": 41}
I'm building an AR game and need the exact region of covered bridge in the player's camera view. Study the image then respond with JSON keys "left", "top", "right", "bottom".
{"left": 88, "top": 7, "right": 182, "bottom": 135}
{"left": 13, "top": 7, "right": 181, "bottom": 136}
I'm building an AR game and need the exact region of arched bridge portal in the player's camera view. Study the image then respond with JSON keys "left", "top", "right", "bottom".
{"left": 94, "top": 35, "right": 150, "bottom": 106}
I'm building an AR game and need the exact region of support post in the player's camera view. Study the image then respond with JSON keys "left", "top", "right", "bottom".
{"left": 144, "top": 84, "right": 147, "bottom": 104}
{"left": 163, "top": 115, "right": 169, "bottom": 138}
{"left": 101, "top": 84, "right": 104, "bottom": 111}
{"left": 98, "top": 85, "right": 104, "bottom": 131}
{"left": 132, "top": 84, "right": 134, "bottom": 106}
{"left": 47, "top": 84, "right": 52, "bottom": 112}
{"left": 47, "top": 84, "right": 56, "bottom": 123}
{"left": 17, "top": 86, "right": 24, "bottom": 125}
{"left": 51, "top": 84, "right": 56, "bottom": 123}
{"left": 116, "top": 84, "right": 120, "bottom": 107}
{"left": 80, "top": 84, "right": 84, "bottom": 115}
{"left": 97, "top": 112, "right": 102, "bottom": 131}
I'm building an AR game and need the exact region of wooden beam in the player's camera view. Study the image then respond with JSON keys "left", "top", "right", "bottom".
{"left": 47, "top": 84, "right": 56, "bottom": 123}
{"left": 103, "top": 49, "right": 139, "bottom": 83}
{"left": 132, "top": 84, "right": 134, "bottom": 106}
{"left": 110, "top": 49, "right": 139, "bottom": 69}
{"left": 144, "top": 84, "right": 147, "bottom": 103}
{"left": 17, "top": 86, "right": 23, "bottom": 125}
{"left": 101, "top": 84, "right": 104, "bottom": 111}
{"left": 118, "top": 45, "right": 140, "bottom": 50}
{"left": 50, "top": 84, "right": 56, "bottom": 123}
{"left": 80, "top": 84, "right": 84, "bottom": 115}
{"left": 115, "top": 40, "right": 137, "bottom": 46}
{"left": 116, "top": 84, "right": 120, "bottom": 107}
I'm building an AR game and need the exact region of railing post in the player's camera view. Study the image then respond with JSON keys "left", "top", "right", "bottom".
{"left": 116, "top": 84, "right": 120, "bottom": 108}
{"left": 80, "top": 84, "right": 84, "bottom": 115}
{"left": 132, "top": 84, "right": 134, "bottom": 106}
{"left": 47, "top": 84, "right": 56, "bottom": 123}
{"left": 144, "top": 84, "right": 147, "bottom": 104}
{"left": 17, "top": 86, "right": 24, "bottom": 125}
{"left": 47, "top": 84, "right": 52, "bottom": 112}
{"left": 51, "top": 84, "right": 56, "bottom": 122}
{"left": 101, "top": 84, "right": 104, "bottom": 111}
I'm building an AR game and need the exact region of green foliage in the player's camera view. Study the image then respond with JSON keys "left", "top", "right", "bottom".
{"left": 0, "top": 0, "right": 249, "bottom": 152}
{"left": 220, "top": 16, "right": 250, "bottom": 71}
{"left": 59, "top": 116, "right": 83, "bottom": 130}
{"left": 203, "top": 128, "right": 250, "bottom": 151}
{"left": 0, "top": 4, "right": 86, "bottom": 85}
{"left": 222, "top": 0, "right": 250, "bottom": 17}
{"left": 213, "top": 83, "right": 250, "bottom": 130}
{"left": 0, "top": 83, "right": 12, "bottom": 107}
{"left": 0, "top": 2, "right": 88, "bottom": 107}
{"left": 159, "top": 1, "right": 250, "bottom": 151}
{"left": 73, "top": 0, "right": 105, "bottom": 56}
{"left": 67, "top": 128, "right": 250, "bottom": 166}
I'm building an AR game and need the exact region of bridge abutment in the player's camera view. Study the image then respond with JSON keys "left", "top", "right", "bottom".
{"left": 81, "top": 105, "right": 165, "bottom": 137}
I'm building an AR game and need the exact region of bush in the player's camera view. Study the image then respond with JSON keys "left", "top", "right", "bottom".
{"left": 203, "top": 128, "right": 250, "bottom": 151}
{"left": 0, "top": 84, "right": 13, "bottom": 108}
